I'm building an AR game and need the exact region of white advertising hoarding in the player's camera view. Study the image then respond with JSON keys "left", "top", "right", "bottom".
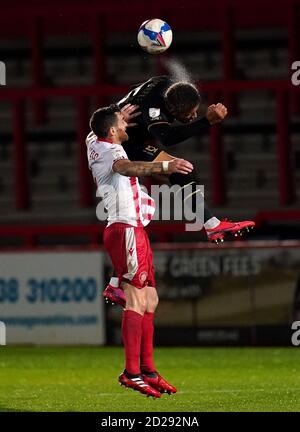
{"left": 0, "top": 251, "right": 105, "bottom": 345}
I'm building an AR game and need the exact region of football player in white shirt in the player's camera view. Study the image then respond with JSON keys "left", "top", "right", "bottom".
{"left": 87, "top": 104, "right": 193, "bottom": 398}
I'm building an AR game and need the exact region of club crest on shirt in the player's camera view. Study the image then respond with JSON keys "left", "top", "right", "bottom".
{"left": 149, "top": 108, "right": 161, "bottom": 119}
{"left": 139, "top": 271, "right": 148, "bottom": 284}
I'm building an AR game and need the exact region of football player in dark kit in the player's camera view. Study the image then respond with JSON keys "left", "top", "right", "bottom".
{"left": 99, "top": 75, "right": 255, "bottom": 307}
{"left": 118, "top": 75, "right": 254, "bottom": 237}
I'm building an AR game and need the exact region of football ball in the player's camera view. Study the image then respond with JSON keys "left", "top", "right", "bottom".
{"left": 137, "top": 19, "right": 173, "bottom": 54}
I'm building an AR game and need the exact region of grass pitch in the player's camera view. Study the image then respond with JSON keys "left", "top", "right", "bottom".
{"left": 0, "top": 346, "right": 299, "bottom": 412}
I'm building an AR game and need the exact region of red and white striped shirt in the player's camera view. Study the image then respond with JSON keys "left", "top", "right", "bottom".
{"left": 86, "top": 132, "right": 155, "bottom": 227}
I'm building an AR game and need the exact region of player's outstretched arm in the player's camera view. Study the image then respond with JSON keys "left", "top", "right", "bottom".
{"left": 113, "top": 159, "right": 193, "bottom": 177}
{"left": 206, "top": 103, "right": 228, "bottom": 125}
{"left": 148, "top": 103, "right": 228, "bottom": 147}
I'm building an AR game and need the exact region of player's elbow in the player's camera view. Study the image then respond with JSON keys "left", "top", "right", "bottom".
{"left": 112, "top": 159, "right": 131, "bottom": 176}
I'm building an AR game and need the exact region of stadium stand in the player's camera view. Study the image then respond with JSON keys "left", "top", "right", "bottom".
{"left": 0, "top": 0, "right": 300, "bottom": 245}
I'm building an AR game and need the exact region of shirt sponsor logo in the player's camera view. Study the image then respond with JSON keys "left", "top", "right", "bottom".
{"left": 144, "top": 145, "right": 159, "bottom": 155}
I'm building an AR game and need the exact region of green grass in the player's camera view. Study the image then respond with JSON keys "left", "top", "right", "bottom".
{"left": 0, "top": 347, "right": 299, "bottom": 412}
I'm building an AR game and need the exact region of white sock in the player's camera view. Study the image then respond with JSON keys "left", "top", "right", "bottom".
{"left": 204, "top": 217, "right": 220, "bottom": 230}
{"left": 109, "top": 277, "right": 119, "bottom": 288}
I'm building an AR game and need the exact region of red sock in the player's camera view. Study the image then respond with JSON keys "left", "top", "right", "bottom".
{"left": 121, "top": 310, "right": 143, "bottom": 375}
{"left": 140, "top": 312, "right": 156, "bottom": 373}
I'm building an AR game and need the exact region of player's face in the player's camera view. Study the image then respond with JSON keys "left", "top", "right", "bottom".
{"left": 115, "top": 113, "right": 129, "bottom": 142}
{"left": 176, "top": 104, "right": 200, "bottom": 123}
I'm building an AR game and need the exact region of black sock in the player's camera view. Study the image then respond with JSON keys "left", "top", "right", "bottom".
{"left": 124, "top": 369, "right": 140, "bottom": 379}
{"left": 141, "top": 370, "right": 157, "bottom": 378}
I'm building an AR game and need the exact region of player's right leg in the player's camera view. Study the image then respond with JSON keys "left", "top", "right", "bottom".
{"left": 205, "top": 219, "right": 255, "bottom": 243}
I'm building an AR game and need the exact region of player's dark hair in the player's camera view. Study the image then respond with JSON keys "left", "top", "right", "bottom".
{"left": 89, "top": 104, "right": 120, "bottom": 138}
{"left": 164, "top": 82, "right": 201, "bottom": 116}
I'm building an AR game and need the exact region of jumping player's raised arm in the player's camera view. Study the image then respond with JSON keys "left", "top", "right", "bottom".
{"left": 146, "top": 103, "right": 228, "bottom": 147}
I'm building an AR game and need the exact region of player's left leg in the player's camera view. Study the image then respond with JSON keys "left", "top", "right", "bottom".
{"left": 140, "top": 285, "right": 177, "bottom": 395}
{"left": 138, "top": 231, "right": 177, "bottom": 395}
{"left": 140, "top": 286, "right": 159, "bottom": 374}
{"left": 154, "top": 151, "right": 255, "bottom": 243}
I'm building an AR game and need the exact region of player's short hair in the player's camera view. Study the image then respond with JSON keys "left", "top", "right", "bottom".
{"left": 165, "top": 82, "right": 201, "bottom": 116}
{"left": 89, "top": 104, "right": 120, "bottom": 138}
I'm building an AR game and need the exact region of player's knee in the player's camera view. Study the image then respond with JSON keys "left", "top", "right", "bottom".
{"left": 147, "top": 288, "right": 159, "bottom": 312}
{"left": 128, "top": 297, "right": 147, "bottom": 314}
{"left": 138, "top": 296, "right": 148, "bottom": 314}
{"left": 153, "top": 290, "right": 159, "bottom": 308}
{"left": 123, "top": 282, "right": 148, "bottom": 314}
{"left": 152, "top": 297, "right": 159, "bottom": 312}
